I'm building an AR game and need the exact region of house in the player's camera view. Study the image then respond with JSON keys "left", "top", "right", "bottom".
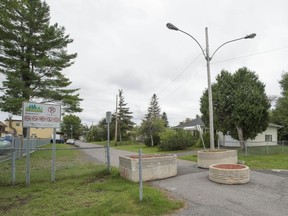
{"left": 219, "top": 123, "right": 283, "bottom": 147}
{"left": 174, "top": 117, "right": 205, "bottom": 131}
{"left": 0, "top": 121, "right": 7, "bottom": 137}
{"left": 175, "top": 117, "right": 282, "bottom": 147}
{"left": 4, "top": 119, "right": 54, "bottom": 139}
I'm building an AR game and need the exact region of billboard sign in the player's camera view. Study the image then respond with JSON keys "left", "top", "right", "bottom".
{"left": 22, "top": 102, "right": 61, "bottom": 128}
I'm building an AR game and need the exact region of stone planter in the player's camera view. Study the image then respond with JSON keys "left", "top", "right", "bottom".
{"left": 209, "top": 164, "right": 250, "bottom": 184}
{"left": 197, "top": 149, "right": 238, "bottom": 168}
{"left": 119, "top": 154, "right": 177, "bottom": 182}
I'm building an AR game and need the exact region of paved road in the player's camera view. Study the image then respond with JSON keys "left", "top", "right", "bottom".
{"left": 77, "top": 141, "right": 288, "bottom": 216}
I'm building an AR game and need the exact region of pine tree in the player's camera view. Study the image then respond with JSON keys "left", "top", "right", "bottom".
{"left": 116, "top": 89, "right": 134, "bottom": 142}
{"left": 146, "top": 94, "right": 161, "bottom": 120}
{"left": 0, "top": 0, "right": 82, "bottom": 115}
{"left": 141, "top": 94, "right": 165, "bottom": 146}
{"left": 161, "top": 112, "right": 169, "bottom": 127}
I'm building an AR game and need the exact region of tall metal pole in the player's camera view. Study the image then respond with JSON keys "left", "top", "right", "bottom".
{"left": 166, "top": 23, "right": 255, "bottom": 150}
{"left": 205, "top": 27, "right": 215, "bottom": 149}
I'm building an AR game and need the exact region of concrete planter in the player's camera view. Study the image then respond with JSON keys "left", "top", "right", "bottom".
{"left": 209, "top": 164, "right": 250, "bottom": 184}
{"left": 119, "top": 154, "right": 177, "bottom": 182}
{"left": 197, "top": 149, "right": 238, "bottom": 168}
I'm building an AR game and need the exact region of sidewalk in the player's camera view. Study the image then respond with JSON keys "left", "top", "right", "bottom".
{"left": 77, "top": 141, "right": 288, "bottom": 216}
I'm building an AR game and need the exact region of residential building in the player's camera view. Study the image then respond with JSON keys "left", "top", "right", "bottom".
{"left": 4, "top": 119, "right": 53, "bottom": 139}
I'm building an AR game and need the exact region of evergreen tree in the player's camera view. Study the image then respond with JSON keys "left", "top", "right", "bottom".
{"left": 0, "top": 0, "right": 82, "bottom": 115}
{"left": 161, "top": 112, "right": 169, "bottom": 127}
{"left": 116, "top": 89, "right": 134, "bottom": 142}
{"left": 146, "top": 94, "right": 161, "bottom": 120}
{"left": 141, "top": 93, "right": 165, "bottom": 146}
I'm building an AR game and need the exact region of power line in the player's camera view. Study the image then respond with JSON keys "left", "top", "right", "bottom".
{"left": 212, "top": 46, "right": 288, "bottom": 65}
{"left": 156, "top": 53, "right": 202, "bottom": 96}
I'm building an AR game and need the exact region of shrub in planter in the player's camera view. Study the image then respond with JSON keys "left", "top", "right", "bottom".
{"left": 158, "top": 129, "right": 194, "bottom": 151}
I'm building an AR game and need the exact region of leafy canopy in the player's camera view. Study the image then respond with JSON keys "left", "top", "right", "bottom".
{"left": 270, "top": 72, "right": 288, "bottom": 140}
{"left": 200, "top": 67, "right": 270, "bottom": 142}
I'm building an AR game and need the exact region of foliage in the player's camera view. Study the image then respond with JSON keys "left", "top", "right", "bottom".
{"left": 0, "top": 0, "right": 82, "bottom": 115}
{"left": 161, "top": 112, "right": 169, "bottom": 127}
{"left": 61, "top": 114, "right": 82, "bottom": 139}
{"left": 200, "top": 67, "right": 270, "bottom": 149}
{"left": 195, "top": 132, "right": 218, "bottom": 149}
{"left": 141, "top": 118, "right": 165, "bottom": 147}
{"left": 145, "top": 93, "right": 161, "bottom": 119}
{"left": 140, "top": 94, "right": 166, "bottom": 146}
{"left": 114, "top": 89, "right": 134, "bottom": 143}
{"left": 86, "top": 119, "right": 107, "bottom": 142}
{"left": 270, "top": 72, "right": 288, "bottom": 140}
{"left": 158, "top": 129, "right": 194, "bottom": 151}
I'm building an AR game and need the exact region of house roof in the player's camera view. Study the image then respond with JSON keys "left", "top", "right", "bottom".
{"left": 0, "top": 121, "right": 7, "bottom": 127}
{"left": 174, "top": 117, "right": 205, "bottom": 129}
{"left": 268, "top": 123, "right": 283, "bottom": 128}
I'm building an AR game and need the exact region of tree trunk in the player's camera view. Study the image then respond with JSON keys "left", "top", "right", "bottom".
{"left": 236, "top": 126, "right": 245, "bottom": 150}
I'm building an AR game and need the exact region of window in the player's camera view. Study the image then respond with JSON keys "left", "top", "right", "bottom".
{"left": 16, "top": 123, "right": 20, "bottom": 126}
{"left": 265, "top": 135, "right": 272, "bottom": 142}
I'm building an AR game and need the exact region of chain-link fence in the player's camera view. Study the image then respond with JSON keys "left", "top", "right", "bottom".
{"left": 218, "top": 140, "right": 288, "bottom": 156}
{"left": 0, "top": 139, "right": 108, "bottom": 186}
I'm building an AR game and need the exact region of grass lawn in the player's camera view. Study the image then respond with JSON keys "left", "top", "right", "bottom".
{"left": 0, "top": 144, "right": 183, "bottom": 216}
{"left": 179, "top": 146, "right": 288, "bottom": 170}
{"left": 93, "top": 141, "right": 196, "bottom": 155}
{"left": 104, "top": 142, "right": 288, "bottom": 170}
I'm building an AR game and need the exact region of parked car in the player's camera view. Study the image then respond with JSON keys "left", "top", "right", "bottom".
{"left": 66, "top": 139, "right": 75, "bottom": 145}
{"left": 0, "top": 138, "right": 12, "bottom": 155}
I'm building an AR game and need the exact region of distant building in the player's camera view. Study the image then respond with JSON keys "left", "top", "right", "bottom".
{"left": 0, "top": 121, "right": 7, "bottom": 137}
{"left": 175, "top": 117, "right": 282, "bottom": 147}
{"left": 218, "top": 123, "right": 283, "bottom": 147}
{"left": 174, "top": 117, "right": 205, "bottom": 131}
{"left": 4, "top": 119, "right": 53, "bottom": 139}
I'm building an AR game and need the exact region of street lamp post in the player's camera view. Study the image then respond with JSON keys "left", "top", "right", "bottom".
{"left": 166, "top": 23, "right": 256, "bottom": 149}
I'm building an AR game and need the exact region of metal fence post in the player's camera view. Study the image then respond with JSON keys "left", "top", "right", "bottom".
{"left": 139, "top": 148, "right": 143, "bottom": 201}
{"left": 51, "top": 128, "right": 56, "bottom": 182}
{"left": 106, "top": 112, "right": 111, "bottom": 173}
{"left": 26, "top": 127, "right": 31, "bottom": 187}
{"left": 12, "top": 136, "right": 16, "bottom": 186}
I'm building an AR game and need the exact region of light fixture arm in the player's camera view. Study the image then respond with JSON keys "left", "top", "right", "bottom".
{"left": 178, "top": 29, "right": 207, "bottom": 60}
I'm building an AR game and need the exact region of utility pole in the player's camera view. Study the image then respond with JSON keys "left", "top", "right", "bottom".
{"left": 114, "top": 94, "right": 118, "bottom": 146}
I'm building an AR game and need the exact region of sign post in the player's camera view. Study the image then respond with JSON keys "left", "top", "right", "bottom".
{"left": 22, "top": 102, "right": 61, "bottom": 185}
{"left": 106, "top": 111, "right": 111, "bottom": 172}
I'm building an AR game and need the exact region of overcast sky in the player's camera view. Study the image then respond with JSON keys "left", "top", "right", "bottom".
{"left": 1, "top": 0, "right": 288, "bottom": 127}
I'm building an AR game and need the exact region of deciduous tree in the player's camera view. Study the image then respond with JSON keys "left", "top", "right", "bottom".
{"left": 200, "top": 67, "right": 270, "bottom": 149}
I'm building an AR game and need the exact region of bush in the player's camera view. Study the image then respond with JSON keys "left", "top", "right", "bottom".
{"left": 158, "top": 129, "right": 194, "bottom": 151}
{"left": 144, "top": 135, "right": 161, "bottom": 147}
{"left": 195, "top": 132, "right": 218, "bottom": 148}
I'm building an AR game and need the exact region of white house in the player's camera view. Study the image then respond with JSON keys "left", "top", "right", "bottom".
{"left": 218, "top": 123, "right": 283, "bottom": 147}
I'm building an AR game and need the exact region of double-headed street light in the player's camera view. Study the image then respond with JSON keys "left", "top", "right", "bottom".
{"left": 166, "top": 23, "right": 256, "bottom": 149}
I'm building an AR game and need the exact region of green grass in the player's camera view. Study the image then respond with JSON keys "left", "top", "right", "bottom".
{"left": 178, "top": 146, "right": 288, "bottom": 170}
{"left": 94, "top": 141, "right": 197, "bottom": 155}
{"left": 0, "top": 144, "right": 183, "bottom": 216}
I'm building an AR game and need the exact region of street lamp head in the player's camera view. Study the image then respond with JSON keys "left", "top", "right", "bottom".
{"left": 166, "top": 23, "right": 179, "bottom": 31}
{"left": 244, "top": 33, "right": 256, "bottom": 39}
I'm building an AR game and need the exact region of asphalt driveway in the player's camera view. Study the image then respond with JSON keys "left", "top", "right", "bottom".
{"left": 77, "top": 141, "right": 288, "bottom": 216}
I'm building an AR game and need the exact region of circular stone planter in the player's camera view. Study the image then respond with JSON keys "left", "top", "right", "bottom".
{"left": 209, "top": 164, "right": 250, "bottom": 184}
{"left": 197, "top": 149, "right": 238, "bottom": 168}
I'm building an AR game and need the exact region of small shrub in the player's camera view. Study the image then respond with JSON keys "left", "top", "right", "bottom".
{"left": 158, "top": 129, "right": 194, "bottom": 151}
{"left": 195, "top": 132, "right": 218, "bottom": 148}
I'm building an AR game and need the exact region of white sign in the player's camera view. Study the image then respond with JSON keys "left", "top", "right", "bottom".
{"left": 22, "top": 102, "right": 61, "bottom": 128}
